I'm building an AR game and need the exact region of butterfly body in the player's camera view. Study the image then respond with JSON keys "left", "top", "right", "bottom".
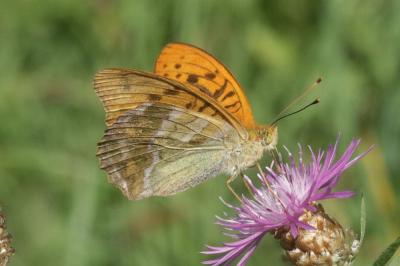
{"left": 222, "top": 126, "right": 278, "bottom": 176}
{"left": 94, "top": 43, "right": 278, "bottom": 200}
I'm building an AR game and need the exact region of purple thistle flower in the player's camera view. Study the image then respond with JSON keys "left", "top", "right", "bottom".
{"left": 202, "top": 137, "right": 371, "bottom": 266}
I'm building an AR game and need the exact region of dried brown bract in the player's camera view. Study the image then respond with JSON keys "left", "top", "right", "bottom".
{"left": 0, "top": 209, "right": 14, "bottom": 266}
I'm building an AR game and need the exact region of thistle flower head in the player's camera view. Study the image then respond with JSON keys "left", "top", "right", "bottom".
{"left": 202, "top": 137, "right": 370, "bottom": 266}
{"left": 0, "top": 208, "right": 14, "bottom": 266}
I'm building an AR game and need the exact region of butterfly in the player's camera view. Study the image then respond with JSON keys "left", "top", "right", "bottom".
{"left": 94, "top": 43, "right": 278, "bottom": 200}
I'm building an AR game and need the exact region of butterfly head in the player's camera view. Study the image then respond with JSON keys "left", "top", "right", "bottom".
{"left": 250, "top": 125, "right": 278, "bottom": 151}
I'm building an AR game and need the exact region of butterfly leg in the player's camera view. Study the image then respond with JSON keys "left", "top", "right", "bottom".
{"left": 257, "top": 162, "right": 270, "bottom": 187}
{"left": 240, "top": 173, "right": 254, "bottom": 196}
{"left": 256, "top": 162, "right": 286, "bottom": 208}
{"left": 272, "top": 147, "right": 283, "bottom": 173}
{"left": 226, "top": 176, "right": 242, "bottom": 202}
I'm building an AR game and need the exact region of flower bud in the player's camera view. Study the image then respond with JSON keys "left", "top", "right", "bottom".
{"left": 277, "top": 205, "right": 360, "bottom": 266}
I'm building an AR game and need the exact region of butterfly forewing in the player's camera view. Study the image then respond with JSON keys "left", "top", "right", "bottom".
{"left": 94, "top": 68, "right": 247, "bottom": 138}
{"left": 155, "top": 43, "right": 256, "bottom": 129}
{"left": 97, "top": 103, "right": 240, "bottom": 199}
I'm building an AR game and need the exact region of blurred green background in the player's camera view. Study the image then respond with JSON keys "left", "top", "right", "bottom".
{"left": 1, "top": 0, "right": 399, "bottom": 265}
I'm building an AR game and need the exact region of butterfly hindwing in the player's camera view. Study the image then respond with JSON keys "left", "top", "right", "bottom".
{"left": 155, "top": 43, "right": 256, "bottom": 128}
{"left": 97, "top": 103, "right": 239, "bottom": 199}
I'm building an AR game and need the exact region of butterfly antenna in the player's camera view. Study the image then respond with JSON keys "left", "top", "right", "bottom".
{"left": 271, "top": 98, "right": 319, "bottom": 126}
{"left": 273, "top": 77, "right": 322, "bottom": 121}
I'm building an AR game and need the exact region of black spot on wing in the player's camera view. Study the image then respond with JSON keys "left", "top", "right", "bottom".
{"left": 205, "top": 72, "right": 216, "bottom": 80}
{"left": 164, "top": 89, "right": 180, "bottom": 95}
{"left": 185, "top": 102, "right": 193, "bottom": 109}
{"left": 210, "top": 110, "right": 218, "bottom": 117}
{"left": 194, "top": 84, "right": 213, "bottom": 97}
{"left": 221, "top": 91, "right": 235, "bottom": 101}
{"left": 187, "top": 74, "right": 198, "bottom": 84}
{"left": 148, "top": 94, "right": 162, "bottom": 101}
{"left": 224, "top": 101, "right": 240, "bottom": 109}
{"left": 213, "top": 79, "right": 227, "bottom": 99}
{"left": 188, "top": 138, "right": 204, "bottom": 145}
{"left": 198, "top": 102, "right": 210, "bottom": 112}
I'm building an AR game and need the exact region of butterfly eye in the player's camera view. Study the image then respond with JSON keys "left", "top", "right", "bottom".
{"left": 263, "top": 127, "right": 278, "bottom": 151}
{"left": 260, "top": 129, "right": 271, "bottom": 145}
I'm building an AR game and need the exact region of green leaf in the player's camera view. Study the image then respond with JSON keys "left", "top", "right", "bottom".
{"left": 388, "top": 255, "right": 400, "bottom": 266}
{"left": 373, "top": 236, "right": 400, "bottom": 266}
{"left": 360, "top": 194, "right": 366, "bottom": 246}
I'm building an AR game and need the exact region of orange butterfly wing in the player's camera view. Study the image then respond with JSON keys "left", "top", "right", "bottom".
{"left": 154, "top": 43, "right": 256, "bottom": 129}
{"left": 94, "top": 68, "right": 247, "bottom": 138}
